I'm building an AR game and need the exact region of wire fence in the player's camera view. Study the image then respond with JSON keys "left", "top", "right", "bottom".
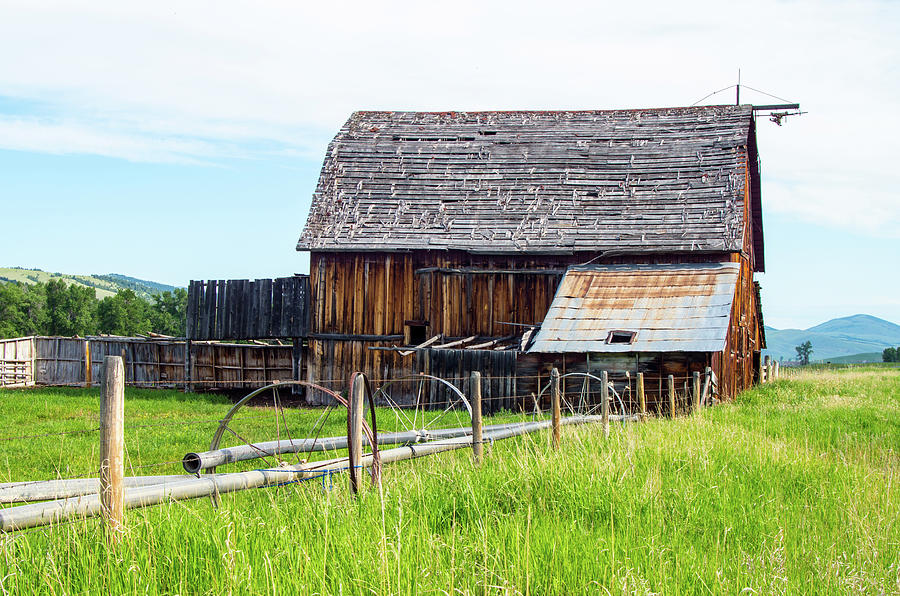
{"left": 1, "top": 364, "right": 716, "bottom": 510}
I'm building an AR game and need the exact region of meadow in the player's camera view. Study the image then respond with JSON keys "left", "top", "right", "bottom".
{"left": 0, "top": 367, "right": 898, "bottom": 594}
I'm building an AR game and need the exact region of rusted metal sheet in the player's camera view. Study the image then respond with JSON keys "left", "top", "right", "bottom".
{"left": 529, "top": 262, "right": 739, "bottom": 353}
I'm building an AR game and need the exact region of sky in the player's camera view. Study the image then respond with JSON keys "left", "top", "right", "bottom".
{"left": 0, "top": 0, "right": 897, "bottom": 330}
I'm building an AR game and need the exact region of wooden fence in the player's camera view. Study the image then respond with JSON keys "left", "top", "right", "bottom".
{"left": 0, "top": 336, "right": 296, "bottom": 390}
{"left": 187, "top": 276, "right": 309, "bottom": 341}
{"left": 0, "top": 337, "right": 35, "bottom": 388}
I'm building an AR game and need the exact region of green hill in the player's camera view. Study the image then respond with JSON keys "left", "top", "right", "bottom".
{"left": 822, "top": 352, "right": 885, "bottom": 364}
{"left": 764, "top": 314, "right": 900, "bottom": 361}
{"left": 0, "top": 267, "right": 179, "bottom": 301}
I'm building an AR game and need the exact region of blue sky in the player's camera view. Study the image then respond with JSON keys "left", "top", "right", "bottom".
{"left": 1, "top": 0, "right": 898, "bottom": 330}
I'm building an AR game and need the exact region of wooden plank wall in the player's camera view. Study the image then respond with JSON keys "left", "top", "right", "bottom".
{"left": 187, "top": 276, "right": 309, "bottom": 340}
{"left": 417, "top": 349, "right": 517, "bottom": 414}
{"left": 0, "top": 337, "right": 35, "bottom": 388}
{"left": 305, "top": 341, "right": 518, "bottom": 412}
{"left": 6, "top": 336, "right": 292, "bottom": 391}
{"left": 35, "top": 337, "right": 86, "bottom": 386}
{"left": 307, "top": 249, "right": 756, "bottom": 399}
{"left": 711, "top": 155, "right": 764, "bottom": 400}
{"left": 516, "top": 351, "right": 709, "bottom": 416}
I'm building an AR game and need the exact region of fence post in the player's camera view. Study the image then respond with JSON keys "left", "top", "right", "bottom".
{"left": 83, "top": 340, "right": 92, "bottom": 388}
{"left": 773, "top": 360, "right": 779, "bottom": 380}
{"left": 100, "top": 356, "right": 125, "bottom": 541}
{"left": 471, "top": 371, "right": 483, "bottom": 464}
{"left": 184, "top": 339, "right": 193, "bottom": 393}
{"left": 637, "top": 372, "right": 646, "bottom": 417}
{"left": 668, "top": 374, "right": 676, "bottom": 418}
{"left": 763, "top": 355, "right": 770, "bottom": 383}
{"left": 701, "top": 367, "right": 712, "bottom": 406}
{"left": 693, "top": 371, "right": 701, "bottom": 411}
{"left": 348, "top": 373, "right": 365, "bottom": 495}
{"left": 601, "top": 370, "right": 609, "bottom": 438}
{"left": 550, "top": 367, "right": 561, "bottom": 450}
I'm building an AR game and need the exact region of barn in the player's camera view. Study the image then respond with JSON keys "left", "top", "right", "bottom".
{"left": 296, "top": 105, "right": 766, "bottom": 412}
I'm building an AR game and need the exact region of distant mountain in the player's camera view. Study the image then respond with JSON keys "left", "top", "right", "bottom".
{"left": 763, "top": 314, "right": 900, "bottom": 361}
{"left": 0, "top": 267, "right": 180, "bottom": 301}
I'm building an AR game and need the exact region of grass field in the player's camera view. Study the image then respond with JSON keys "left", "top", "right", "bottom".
{"left": 0, "top": 368, "right": 898, "bottom": 594}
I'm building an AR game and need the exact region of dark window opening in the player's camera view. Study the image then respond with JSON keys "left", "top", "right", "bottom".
{"left": 606, "top": 330, "right": 636, "bottom": 345}
{"left": 405, "top": 322, "right": 428, "bottom": 345}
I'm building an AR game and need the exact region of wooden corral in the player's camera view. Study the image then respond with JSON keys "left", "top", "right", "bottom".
{"left": 295, "top": 106, "right": 768, "bottom": 410}
{"left": 0, "top": 336, "right": 293, "bottom": 390}
{"left": 0, "top": 337, "right": 35, "bottom": 388}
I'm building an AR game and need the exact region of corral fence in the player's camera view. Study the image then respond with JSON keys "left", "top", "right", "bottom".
{"left": 0, "top": 335, "right": 295, "bottom": 390}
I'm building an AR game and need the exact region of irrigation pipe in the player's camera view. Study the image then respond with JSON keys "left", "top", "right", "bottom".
{"left": 0, "top": 474, "right": 231, "bottom": 504}
{"left": 0, "top": 414, "right": 635, "bottom": 532}
{"left": 182, "top": 417, "right": 634, "bottom": 474}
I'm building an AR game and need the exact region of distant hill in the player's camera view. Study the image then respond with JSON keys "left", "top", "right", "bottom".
{"left": 823, "top": 352, "right": 885, "bottom": 364}
{"left": 763, "top": 314, "right": 900, "bottom": 361}
{"left": 0, "top": 267, "right": 179, "bottom": 301}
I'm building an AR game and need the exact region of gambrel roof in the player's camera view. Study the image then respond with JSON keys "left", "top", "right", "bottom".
{"left": 297, "top": 106, "right": 763, "bottom": 268}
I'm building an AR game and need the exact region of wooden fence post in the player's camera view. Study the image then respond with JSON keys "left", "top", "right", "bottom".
{"left": 100, "top": 356, "right": 125, "bottom": 540}
{"left": 83, "top": 340, "right": 92, "bottom": 388}
{"left": 471, "top": 371, "right": 483, "bottom": 464}
{"left": 701, "top": 367, "right": 712, "bottom": 406}
{"left": 693, "top": 371, "right": 701, "bottom": 412}
{"left": 601, "top": 370, "right": 609, "bottom": 438}
{"left": 773, "top": 360, "right": 779, "bottom": 380}
{"left": 763, "top": 355, "right": 770, "bottom": 383}
{"left": 637, "top": 372, "right": 646, "bottom": 417}
{"left": 668, "top": 374, "right": 676, "bottom": 418}
{"left": 348, "top": 373, "right": 365, "bottom": 495}
{"left": 292, "top": 338, "right": 302, "bottom": 397}
{"left": 184, "top": 339, "right": 192, "bottom": 393}
{"left": 550, "top": 368, "right": 561, "bottom": 450}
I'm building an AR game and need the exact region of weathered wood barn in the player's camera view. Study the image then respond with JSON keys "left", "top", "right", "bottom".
{"left": 296, "top": 105, "right": 766, "bottom": 410}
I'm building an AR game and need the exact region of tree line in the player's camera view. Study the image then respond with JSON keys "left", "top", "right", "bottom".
{"left": 0, "top": 279, "right": 186, "bottom": 339}
{"left": 884, "top": 347, "right": 900, "bottom": 363}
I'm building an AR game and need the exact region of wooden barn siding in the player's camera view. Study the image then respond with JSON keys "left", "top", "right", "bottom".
{"left": 310, "top": 251, "right": 739, "bottom": 338}
{"left": 305, "top": 339, "right": 517, "bottom": 412}
{"left": 516, "top": 351, "right": 710, "bottom": 416}
{"left": 306, "top": 249, "right": 755, "bottom": 399}
{"left": 711, "top": 154, "right": 764, "bottom": 400}
{"left": 187, "top": 276, "right": 309, "bottom": 341}
{"left": 0, "top": 337, "right": 35, "bottom": 388}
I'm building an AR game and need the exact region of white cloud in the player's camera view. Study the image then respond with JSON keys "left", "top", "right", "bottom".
{"left": 0, "top": 0, "right": 898, "bottom": 235}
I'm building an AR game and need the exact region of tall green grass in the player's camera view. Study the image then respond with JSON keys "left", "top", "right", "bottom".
{"left": 1, "top": 368, "right": 898, "bottom": 594}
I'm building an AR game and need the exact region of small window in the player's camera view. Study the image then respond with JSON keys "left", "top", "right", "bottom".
{"left": 405, "top": 321, "right": 428, "bottom": 345}
{"left": 606, "top": 330, "right": 636, "bottom": 345}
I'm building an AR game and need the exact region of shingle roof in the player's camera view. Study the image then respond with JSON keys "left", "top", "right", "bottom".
{"left": 297, "top": 106, "right": 758, "bottom": 257}
{"left": 528, "top": 262, "right": 739, "bottom": 353}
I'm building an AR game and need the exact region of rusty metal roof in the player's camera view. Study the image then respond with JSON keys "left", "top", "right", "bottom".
{"left": 297, "top": 106, "right": 762, "bottom": 267}
{"left": 528, "top": 262, "right": 739, "bottom": 353}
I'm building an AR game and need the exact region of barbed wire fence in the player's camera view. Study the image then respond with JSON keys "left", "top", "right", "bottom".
{"left": 0, "top": 356, "right": 737, "bottom": 534}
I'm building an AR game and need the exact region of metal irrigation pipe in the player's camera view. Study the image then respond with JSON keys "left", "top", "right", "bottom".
{"left": 182, "top": 417, "right": 625, "bottom": 474}
{"left": 0, "top": 414, "right": 635, "bottom": 532}
{"left": 0, "top": 474, "right": 230, "bottom": 504}
{"left": 202, "top": 380, "right": 378, "bottom": 475}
